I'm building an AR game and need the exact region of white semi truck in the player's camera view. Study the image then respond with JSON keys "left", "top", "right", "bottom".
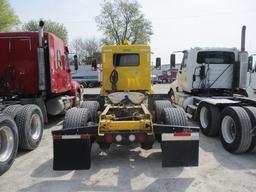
{"left": 168, "top": 26, "right": 256, "bottom": 153}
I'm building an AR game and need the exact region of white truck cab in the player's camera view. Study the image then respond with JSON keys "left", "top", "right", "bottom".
{"left": 169, "top": 47, "right": 248, "bottom": 106}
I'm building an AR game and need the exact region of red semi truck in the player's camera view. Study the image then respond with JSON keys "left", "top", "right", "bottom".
{"left": 0, "top": 21, "right": 81, "bottom": 175}
{"left": 158, "top": 68, "right": 178, "bottom": 83}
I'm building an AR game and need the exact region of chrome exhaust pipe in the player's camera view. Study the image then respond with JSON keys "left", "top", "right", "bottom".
{"left": 241, "top": 25, "right": 246, "bottom": 52}
{"left": 38, "top": 20, "right": 44, "bottom": 47}
{"left": 38, "top": 20, "right": 46, "bottom": 91}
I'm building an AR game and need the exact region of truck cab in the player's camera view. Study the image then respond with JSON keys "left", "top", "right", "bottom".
{"left": 100, "top": 42, "right": 153, "bottom": 95}
{"left": 169, "top": 47, "right": 248, "bottom": 105}
{"left": 0, "top": 32, "right": 74, "bottom": 97}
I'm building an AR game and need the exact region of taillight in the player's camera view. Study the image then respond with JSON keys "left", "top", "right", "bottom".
{"left": 105, "top": 134, "right": 113, "bottom": 143}
{"left": 53, "top": 135, "right": 62, "bottom": 140}
{"left": 137, "top": 134, "right": 145, "bottom": 142}
{"left": 80, "top": 134, "right": 90, "bottom": 139}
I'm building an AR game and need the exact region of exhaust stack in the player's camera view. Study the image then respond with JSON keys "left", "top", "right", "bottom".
{"left": 241, "top": 25, "right": 246, "bottom": 52}
{"left": 238, "top": 25, "right": 248, "bottom": 89}
{"left": 38, "top": 20, "right": 44, "bottom": 47}
{"left": 38, "top": 20, "right": 46, "bottom": 91}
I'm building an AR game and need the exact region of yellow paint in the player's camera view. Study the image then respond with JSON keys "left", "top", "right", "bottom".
{"left": 100, "top": 44, "right": 153, "bottom": 96}
{"left": 99, "top": 119, "right": 153, "bottom": 133}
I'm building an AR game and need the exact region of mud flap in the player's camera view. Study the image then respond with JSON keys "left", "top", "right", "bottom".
{"left": 53, "top": 135, "right": 91, "bottom": 170}
{"left": 161, "top": 133, "right": 199, "bottom": 167}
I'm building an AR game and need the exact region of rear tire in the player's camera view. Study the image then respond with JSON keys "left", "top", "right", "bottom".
{"left": 243, "top": 106, "right": 256, "bottom": 153}
{"left": 198, "top": 102, "right": 220, "bottom": 136}
{"left": 15, "top": 105, "right": 44, "bottom": 150}
{"left": 154, "top": 100, "right": 173, "bottom": 123}
{"left": 220, "top": 106, "right": 252, "bottom": 153}
{"left": 156, "top": 107, "right": 187, "bottom": 142}
{"left": 80, "top": 101, "right": 100, "bottom": 122}
{"left": 3, "top": 105, "right": 23, "bottom": 119}
{"left": 63, "top": 107, "right": 91, "bottom": 129}
{"left": 162, "top": 107, "right": 187, "bottom": 126}
{"left": 0, "top": 114, "right": 18, "bottom": 175}
{"left": 63, "top": 107, "right": 95, "bottom": 142}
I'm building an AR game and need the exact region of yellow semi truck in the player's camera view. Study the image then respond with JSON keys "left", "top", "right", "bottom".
{"left": 52, "top": 41, "right": 199, "bottom": 170}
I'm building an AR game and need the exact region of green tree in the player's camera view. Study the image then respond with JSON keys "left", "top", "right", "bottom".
{"left": 96, "top": 0, "right": 153, "bottom": 45}
{"left": 23, "top": 20, "right": 68, "bottom": 44}
{"left": 0, "top": 0, "right": 20, "bottom": 31}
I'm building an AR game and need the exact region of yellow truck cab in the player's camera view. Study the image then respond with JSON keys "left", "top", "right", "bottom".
{"left": 100, "top": 42, "right": 153, "bottom": 95}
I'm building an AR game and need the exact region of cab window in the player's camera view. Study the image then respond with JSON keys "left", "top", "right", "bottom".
{"left": 180, "top": 51, "right": 188, "bottom": 70}
{"left": 64, "top": 53, "right": 69, "bottom": 68}
{"left": 57, "top": 50, "right": 62, "bottom": 68}
{"left": 197, "top": 51, "right": 235, "bottom": 64}
{"left": 113, "top": 54, "right": 139, "bottom": 67}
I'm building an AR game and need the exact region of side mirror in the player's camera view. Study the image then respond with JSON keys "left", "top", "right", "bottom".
{"left": 248, "top": 56, "right": 253, "bottom": 72}
{"left": 156, "top": 57, "right": 161, "bottom": 70}
{"left": 74, "top": 55, "right": 78, "bottom": 71}
{"left": 91, "top": 59, "right": 97, "bottom": 71}
{"left": 171, "top": 54, "right": 176, "bottom": 68}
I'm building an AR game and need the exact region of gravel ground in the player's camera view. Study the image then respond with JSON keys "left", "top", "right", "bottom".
{"left": 0, "top": 84, "right": 256, "bottom": 192}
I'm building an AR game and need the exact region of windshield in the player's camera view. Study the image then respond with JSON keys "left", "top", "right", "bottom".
{"left": 114, "top": 53, "right": 139, "bottom": 66}
{"left": 197, "top": 51, "right": 235, "bottom": 64}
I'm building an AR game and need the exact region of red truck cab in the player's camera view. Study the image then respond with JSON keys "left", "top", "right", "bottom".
{"left": 0, "top": 32, "right": 75, "bottom": 96}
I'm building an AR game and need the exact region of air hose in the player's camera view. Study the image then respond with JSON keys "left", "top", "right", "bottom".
{"left": 110, "top": 69, "right": 118, "bottom": 91}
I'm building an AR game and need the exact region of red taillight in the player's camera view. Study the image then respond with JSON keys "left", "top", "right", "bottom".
{"left": 80, "top": 134, "right": 90, "bottom": 139}
{"left": 174, "top": 133, "right": 191, "bottom": 137}
{"left": 105, "top": 134, "right": 113, "bottom": 143}
{"left": 137, "top": 134, "right": 145, "bottom": 142}
{"left": 53, "top": 135, "right": 62, "bottom": 140}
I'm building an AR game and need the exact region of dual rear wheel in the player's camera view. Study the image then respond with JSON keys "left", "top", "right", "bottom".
{"left": 0, "top": 104, "right": 44, "bottom": 175}
{"left": 198, "top": 102, "right": 256, "bottom": 153}
{"left": 154, "top": 100, "right": 187, "bottom": 142}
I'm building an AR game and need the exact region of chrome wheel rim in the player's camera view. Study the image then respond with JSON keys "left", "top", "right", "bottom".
{"left": 200, "top": 106, "right": 209, "bottom": 129}
{"left": 30, "top": 114, "right": 42, "bottom": 140}
{"left": 0, "top": 126, "right": 14, "bottom": 162}
{"left": 221, "top": 115, "right": 236, "bottom": 144}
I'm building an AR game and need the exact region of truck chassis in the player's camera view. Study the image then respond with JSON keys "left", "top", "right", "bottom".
{"left": 52, "top": 94, "right": 199, "bottom": 170}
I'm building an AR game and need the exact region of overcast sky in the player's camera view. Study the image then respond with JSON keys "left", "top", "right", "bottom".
{"left": 9, "top": 0, "right": 256, "bottom": 63}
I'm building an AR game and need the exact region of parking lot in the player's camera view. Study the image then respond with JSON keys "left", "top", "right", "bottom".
{"left": 1, "top": 84, "right": 256, "bottom": 192}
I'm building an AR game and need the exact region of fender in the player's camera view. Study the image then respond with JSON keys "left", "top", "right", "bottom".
{"left": 69, "top": 80, "right": 82, "bottom": 106}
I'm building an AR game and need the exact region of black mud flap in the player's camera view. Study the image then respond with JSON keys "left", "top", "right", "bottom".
{"left": 53, "top": 136, "right": 91, "bottom": 170}
{"left": 161, "top": 133, "right": 199, "bottom": 167}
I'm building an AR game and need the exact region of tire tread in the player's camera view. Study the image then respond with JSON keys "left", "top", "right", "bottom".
{"left": 154, "top": 100, "right": 172, "bottom": 123}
